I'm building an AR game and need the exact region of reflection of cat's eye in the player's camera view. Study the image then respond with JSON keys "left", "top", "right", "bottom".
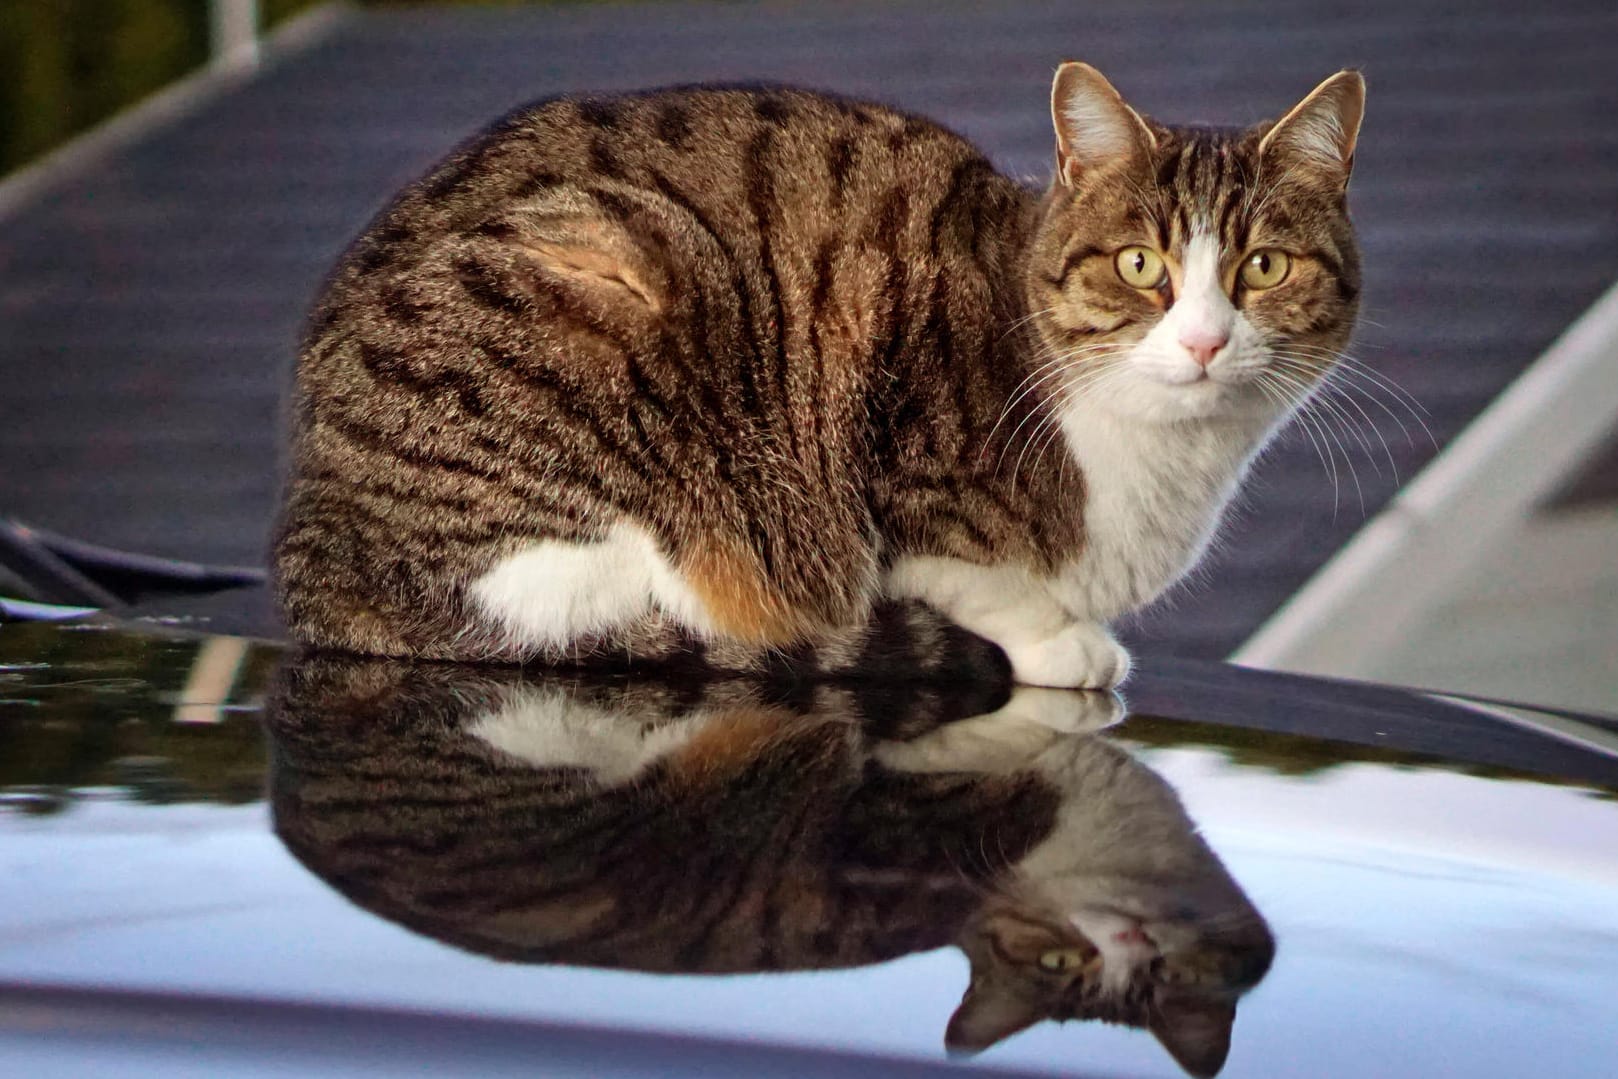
{"left": 1115, "top": 246, "right": 1167, "bottom": 290}
{"left": 1037, "top": 947, "right": 1099, "bottom": 973}
{"left": 1239, "top": 249, "right": 1291, "bottom": 290}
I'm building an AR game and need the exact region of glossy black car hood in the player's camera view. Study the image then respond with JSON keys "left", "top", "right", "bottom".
{"left": 2, "top": 616, "right": 1616, "bottom": 1078}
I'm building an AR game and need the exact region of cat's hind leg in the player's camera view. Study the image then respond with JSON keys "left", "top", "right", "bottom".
{"left": 467, "top": 518, "right": 875, "bottom": 659}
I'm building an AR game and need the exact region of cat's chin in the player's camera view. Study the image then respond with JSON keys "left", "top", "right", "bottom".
{"left": 1089, "top": 376, "right": 1276, "bottom": 425}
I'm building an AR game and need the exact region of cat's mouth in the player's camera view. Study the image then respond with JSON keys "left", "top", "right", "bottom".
{"left": 1145, "top": 366, "right": 1253, "bottom": 393}
{"left": 1133, "top": 365, "right": 1281, "bottom": 419}
{"left": 1188, "top": 366, "right": 1266, "bottom": 388}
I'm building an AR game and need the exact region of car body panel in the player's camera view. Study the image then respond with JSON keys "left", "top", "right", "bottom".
{"left": 2, "top": 619, "right": 1616, "bottom": 1077}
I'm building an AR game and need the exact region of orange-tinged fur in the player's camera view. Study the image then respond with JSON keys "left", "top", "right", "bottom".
{"left": 682, "top": 545, "right": 825, "bottom": 646}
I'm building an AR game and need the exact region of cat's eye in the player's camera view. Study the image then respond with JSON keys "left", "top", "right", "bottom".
{"left": 1037, "top": 948, "right": 1096, "bottom": 973}
{"left": 1114, "top": 246, "right": 1167, "bottom": 290}
{"left": 1239, "top": 249, "right": 1291, "bottom": 290}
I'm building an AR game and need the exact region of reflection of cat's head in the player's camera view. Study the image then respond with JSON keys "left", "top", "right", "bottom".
{"left": 943, "top": 732, "right": 1275, "bottom": 1077}
{"left": 951, "top": 892, "right": 1272, "bottom": 1077}
{"left": 265, "top": 654, "right": 1272, "bottom": 1077}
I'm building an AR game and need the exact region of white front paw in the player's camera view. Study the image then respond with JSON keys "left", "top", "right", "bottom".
{"left": 1006, "top": 623, "right": 1131, "bottom": 689}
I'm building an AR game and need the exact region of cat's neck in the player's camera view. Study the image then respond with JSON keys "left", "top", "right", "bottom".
{"left": 1054, "top": 400, "right": 1272, "bottom": 620}
{"left": 1062, "top": 397, "right": 1274, "bottom": 484}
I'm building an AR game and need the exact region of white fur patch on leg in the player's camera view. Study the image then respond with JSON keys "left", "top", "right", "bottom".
{"left": 467, "top": 523, "right": 709, "bottom": 649}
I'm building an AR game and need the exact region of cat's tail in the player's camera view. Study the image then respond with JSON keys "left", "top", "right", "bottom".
{"left": 552, "top": 600, "right": 1012, "bottom": 685}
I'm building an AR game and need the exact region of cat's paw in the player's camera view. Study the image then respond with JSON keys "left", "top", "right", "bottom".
{"left": 1005, "top": 623, "right": 1131, "bottom": 689}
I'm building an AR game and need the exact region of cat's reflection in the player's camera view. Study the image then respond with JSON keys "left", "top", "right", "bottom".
{"left": 265, "top": 657, "right": 1273, "bottom": 1078}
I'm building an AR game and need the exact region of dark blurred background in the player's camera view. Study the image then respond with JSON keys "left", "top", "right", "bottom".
{"left": 0, "top": 1, "right": 331, "bottom": 176}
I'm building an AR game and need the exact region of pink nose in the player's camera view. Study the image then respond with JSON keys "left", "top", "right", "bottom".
{"left": 1178, "top": 327, "right": 1229, "bottom": 367}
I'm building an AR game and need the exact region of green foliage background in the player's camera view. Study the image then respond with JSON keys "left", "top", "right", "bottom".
{"left": 0, "top": 1, "right": 359, "bottom": 177}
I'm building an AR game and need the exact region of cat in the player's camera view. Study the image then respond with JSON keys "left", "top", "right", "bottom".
{"left": 273, "top": 63, "right": 1363, "bottom": 688}
{"left": 266, "top": 654, "right": 1275, "bottom": 1077}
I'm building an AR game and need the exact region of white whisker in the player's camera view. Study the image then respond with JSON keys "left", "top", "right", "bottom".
{"left": 1261, "top": 370, "right": 1341, "bottom": 516}
{"left": 1282, "top": 374, "right": 1365, "bottom": 514}
{"left": 1265, "top": 358, "right": 1384, "bottom": 477}
{"left": 1269, "top": 356, "right": 1403, "bottom": 482}
{"left": 1273, "top": 346, "right": 1437, "bottom": 450}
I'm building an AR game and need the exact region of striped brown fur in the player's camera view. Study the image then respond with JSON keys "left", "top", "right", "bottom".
{"left": 274, "top": 72, "right": 1362, "bottom": 679}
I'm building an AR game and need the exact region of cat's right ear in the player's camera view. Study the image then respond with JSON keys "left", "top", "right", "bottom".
{"left": 1050, "top": 62, "right": 1156, "bottom": 188}
{"left": 1257, "top": 70, "right": 1365, "bottom": 190}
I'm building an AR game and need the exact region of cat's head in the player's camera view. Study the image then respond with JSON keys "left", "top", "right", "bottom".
{"left": 1025, "top": 63, "right": 1364, "bottom": 424}
{"left": 948, "top": 896, "right": 1274, "bottom": 1077}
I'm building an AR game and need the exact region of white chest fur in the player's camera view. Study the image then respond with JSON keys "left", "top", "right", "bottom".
{"left": 1054, "top": 404, "right": 1269, "bottom": 620}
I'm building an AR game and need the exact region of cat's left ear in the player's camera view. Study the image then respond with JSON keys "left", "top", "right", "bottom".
{"left": 1258, "top": 70, "right": 1365, "bottom": 189}
{"left": 1050, "top": 61, "right": 1157, "bottom": 187}
{"left": 1147, "top": 994, "right": 1237, "bottom": 1079}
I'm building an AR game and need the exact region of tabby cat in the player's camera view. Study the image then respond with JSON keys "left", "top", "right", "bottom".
{"left": 267, "top": 656, "right": 1275, "bottom": 1077}
{"left": 274, "top": 64, "right": 1364, "bottom": 687}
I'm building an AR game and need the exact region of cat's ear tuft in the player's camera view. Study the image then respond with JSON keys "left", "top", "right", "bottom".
{"left": 1148, "top": 994, "right": 1237, "bottom": 1079}
{"left": 1050, "top": 62, "right": 1156, "bottom": 187}
{"left": 1258, "top": 70, "right": 1365, "bottom": 186}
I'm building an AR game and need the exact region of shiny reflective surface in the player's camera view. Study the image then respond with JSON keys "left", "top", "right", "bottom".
{"left": 3, "top": 620, "right": 1618, "bottom": 1078}
{"left": 268, "top": 657, "right": 1273, "bottom": 1078}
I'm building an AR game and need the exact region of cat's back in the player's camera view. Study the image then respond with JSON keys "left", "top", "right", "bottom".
{"left": 311, "top": 85, "right": 1014, "bottom": 333}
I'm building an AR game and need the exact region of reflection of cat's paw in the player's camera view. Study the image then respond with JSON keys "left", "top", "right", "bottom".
{"left": 1006, "top": 622, "right": 1131, "bottom": 689}
{"left": 872, "top": 687, "right": 1123, "bottom": 774}
{"left": 1011, "top": 687, "right": 1126, "bottom": 733}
